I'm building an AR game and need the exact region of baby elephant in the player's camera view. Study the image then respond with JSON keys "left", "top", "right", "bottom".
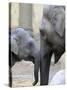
{"left": 9, "top": 27, "right": 40, "bottom": 87}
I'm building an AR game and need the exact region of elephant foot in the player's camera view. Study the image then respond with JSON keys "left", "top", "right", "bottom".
{"left": 9, "top": 76, "right": 12, "bottom": 87}
{"left": 40, "top": 83, "right": 48, "bottom": 85}
{"left": 32, "top": 81, "right": 38, "bottom": 86}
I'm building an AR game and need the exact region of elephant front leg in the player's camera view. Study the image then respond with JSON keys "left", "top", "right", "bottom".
{"left": 9, "top": 67, "right": 12, "bottom": 87}
{"left": 40, "top": 53, "right": 52, "bottom": 85}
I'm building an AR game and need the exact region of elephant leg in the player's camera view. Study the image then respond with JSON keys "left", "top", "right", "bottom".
{"left": 9, "top": 52, "right": 16, "bottom": 87}
{"left": 9, "top": 67, "right": 12, "bottom": 87}
{"left": 40, "top": 51, "right": 52, "bottom": 85}
{"left": 9, "top": 45, "right": 12, "bottom": 87}
{"left": 9, "top": 52, "right": 13, "bottom": 87}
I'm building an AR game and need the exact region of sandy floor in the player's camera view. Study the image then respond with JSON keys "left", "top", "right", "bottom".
{"left": 12, "top": 56, "right": 65, "bottom": 87}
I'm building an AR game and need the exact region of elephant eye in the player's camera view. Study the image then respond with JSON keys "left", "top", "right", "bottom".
{"left": 40, "top": 29, "right": 47, "bottom": 39}
{"left": 29, "top": 41, "right": 33, "bottom": 48}
{"left": 40, "top": 29, "right": 45, "bottom": 36}
{"left": 40, "top": 30, "right": 47, "bottom": 37}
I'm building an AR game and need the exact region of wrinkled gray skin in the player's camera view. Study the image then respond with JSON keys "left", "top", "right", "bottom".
{"left": 40, "top": 5, "right": 65, "bottom": 85}
{"left": 9, "top": 28, "right": 40, "bottom": 87}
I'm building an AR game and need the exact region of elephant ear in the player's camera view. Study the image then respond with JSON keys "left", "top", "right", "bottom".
{"left": 52, "top": 7, "right": 65, "bottom": 37}
{"left": 11, "top": 35, "right": 18, "bottom": 55}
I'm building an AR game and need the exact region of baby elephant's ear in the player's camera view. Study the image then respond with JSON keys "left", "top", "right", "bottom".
{"left": 54, "top": 8, "right": 65, "bottom": 37}
{"left": 11, "top": 36, "right": 18, "bottom": 55}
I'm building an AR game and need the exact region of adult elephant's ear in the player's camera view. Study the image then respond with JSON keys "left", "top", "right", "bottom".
{"left": 11, "top": 35, "right": 18, "bottom": 55}
{"left": 53, "top": 7, "right": 65, "bottom": 37}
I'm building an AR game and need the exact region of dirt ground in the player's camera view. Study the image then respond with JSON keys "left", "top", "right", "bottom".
{"left": 12, "top": 55, "right": 65, "bottom": 87}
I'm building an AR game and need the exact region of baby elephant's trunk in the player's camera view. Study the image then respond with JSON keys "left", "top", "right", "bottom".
{"left": 33, "top": 51, "right": 40, "bottom": 86}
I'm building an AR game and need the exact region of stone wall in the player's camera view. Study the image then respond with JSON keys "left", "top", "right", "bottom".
{"left": 10, "top": 3, "right": 43, "bottom": 34}
{"left": 11, "top": 3, "right": 19, "bottom": 28}
{"left": 32, "top": 4, "right": 43, "bottom": 35}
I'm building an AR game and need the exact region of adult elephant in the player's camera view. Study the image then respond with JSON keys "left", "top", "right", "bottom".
{"left": 40, "top": 5, "right": 65, "bottom": 85}
{"left": 9, "top": 28, "right": 40, "bottom": 87}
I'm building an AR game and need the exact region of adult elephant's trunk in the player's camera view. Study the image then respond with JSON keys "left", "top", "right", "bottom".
{"left": 40, "top": 34, "right": 53, "bottom": 85}
{"left": 40, "top": 51, "right": 52, "bottom": 85}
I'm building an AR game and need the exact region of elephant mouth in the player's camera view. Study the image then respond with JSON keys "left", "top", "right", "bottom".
{"left": 11, "top": 52, "right": 20, "bottom": 60}
{"left": 25, "top": 55, "right": 35, "bottom": 63}
{"left": 53, "top": 47, "right": 65, "bottom": 63}
{"left": 40, "top": 29, "right": 47, "bottom": 40}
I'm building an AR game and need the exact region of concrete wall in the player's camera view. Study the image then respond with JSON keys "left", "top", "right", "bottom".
{"left": 10, "top": 3, "right": 43, "bottom": 34}
{"left": 11, "top": 3, "right": 19, "bottom": 28}
{"left": 32, "top": 4, "right": 43, "bottom": 35}
{"left": 19, "top": 3, "right": 32, "bottom": 31}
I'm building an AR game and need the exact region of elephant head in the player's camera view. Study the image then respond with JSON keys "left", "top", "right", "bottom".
{"left": 40, "top": 5, "right": 65, "bottom": 85}
{"left": 40, "top": 5, "right": 65, "bottom": 63}
{"left": 10, "top": 28, "right": 40, "bottom": 86}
